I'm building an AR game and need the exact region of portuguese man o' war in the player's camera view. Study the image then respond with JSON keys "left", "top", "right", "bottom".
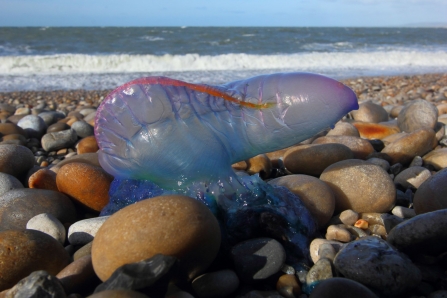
{"left": 94, "top": 72, "right": 359, "bottom": 269}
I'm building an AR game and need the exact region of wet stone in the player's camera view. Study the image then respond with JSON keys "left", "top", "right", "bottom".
{"left": 334, "top": 236, "right": 421, "bottom": 296}
{"left": 231, "top": 238, "right": 286, "bottom": 283}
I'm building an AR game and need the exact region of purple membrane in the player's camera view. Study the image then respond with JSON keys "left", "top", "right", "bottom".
{"left": 95, "top": 72, "right": 359, "bottom": 268}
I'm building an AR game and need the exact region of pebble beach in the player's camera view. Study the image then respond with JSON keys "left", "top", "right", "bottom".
{"left": 0, "top": 72, "right": 446, "bottom": 298}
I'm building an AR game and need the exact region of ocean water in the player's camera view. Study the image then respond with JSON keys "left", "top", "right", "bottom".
{"left": 0, "top": 27, "right": 446, "bottom": 91}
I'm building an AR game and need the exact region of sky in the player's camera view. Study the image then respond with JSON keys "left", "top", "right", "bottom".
{"left": 0, "top": 0, "right": 446, "bottom": 27}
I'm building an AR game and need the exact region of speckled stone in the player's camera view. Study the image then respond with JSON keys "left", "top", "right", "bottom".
{"left": 312, "top": 135, "right": 374, "bottom": 160}
{"left": 398, "top": 99, "right": 438, "bottom": 132}
{"left": 0, "top": 144, "right": 36, "bottom": 178}
{"left": 56, "top": 162, "right": 113, "bottom": 212}
{"left": 334, "top": 236, "right": 421, "bottom": 296}
{"left": 0, "top": 188, "right": 77, "bottom": 231}
{"left": 92, "top": 195, "right": 221, "bottom": 281}
{"left": 351, "top": 101, "right": 389, "bottom": 123}
{"left": 381, "top": 128, "right": 437, "bottom": 165}
{"left": 283, "top": 143, "right": 354, "bottom": 176}
{"left": 268, "top": 175, "right": 335, "bottom": 228}
{"left": 326, "top": 122, "right": 360, "bottom": 137}
{"left": 0, "top": 172, "right": 23, "bottom": 196}
{"left": 309, "top": 277, "right": 379, "bottom": 298}
{"left": 413, "top": 168, "right": 447, "bottom": 214}
{"left": 77, "top": 136, "right": 99, "bottom": 154}
{"left": 0, "top": 229, "right": 71, "bottom": 291}
{"left": 423, "top": 148, "right": 447, "bottom": 170}
{"left": 320, "top": 159, "right": 396, "bottom": 213}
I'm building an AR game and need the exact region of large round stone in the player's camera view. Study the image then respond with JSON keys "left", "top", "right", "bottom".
{"left": 312, "top": 136, "right": 374, "bottom": 160}
{"left": 320, "top": 159, "right": 395, "bottom": 213}
{"left": 0, "top": 144, "right": 35, "bottom": 179}
{"left": 397, "top": 99, "right": 438, "bottom": 132}
{"left": 17, "top": 115, "right": 47, "bottom": 139}
{"left": 326, "top": 122, "right": 360, "bottom": 137}
{"left": 0, "top": 229, "right": 70, "bottom": 291}
{"left": 92, "top": 195, "right": 221, "bottom": 281}
{"left": 56, "top": 162, "right": 113, "bottom": 212}
{"left": 413, "top": 168, "right": 447, "bottom": 214}
{"left": 283, "top": 144, "right": 353, "bottom": 176}
{"left": 381, "top": 128, "right": 436, "bottom": 165}
{"left": 268, "top": 175, "right": 335, "bottom": 228}
{"left": 334, "top": 237, "right": 421, "bottom": 296}
{"left": 351, "top": 101, "right": 389, "bottom": 123}
{"left": 0, "top": 188, "right": 77, "bottom": 231}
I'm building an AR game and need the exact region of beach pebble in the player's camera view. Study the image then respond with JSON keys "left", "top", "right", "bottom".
{"left": 0, "top": 144, "right": 35, "bottom": 178}
{"left": 26, "top": 213, "right": 66, "bottom": 244}
{"left": 388, "top": 209, "right": 447, "bottom": 256}
{"left": 50, "top": 152, "right": 100, "bottom": 173}
{"left": 17, "top": 115, "right": 47, "bottom": 139}
{"left": 423, "top": 148, "right": 447, "bottom": 170}
{"left": 231, "top": 238, "right": 285, "bottom": 283}
{"left": 325, "top": 225, "right": 352, "bottom": 242}
{"left": 92, "top": 195, "right": 221, "bottom": 281}
{"left": 79, "top": 108, "right": 97, "bottom": 117}
{"left": 326, "top": 121, "right": 360, "bottom": 137}
{"left": 192, "top": 269, "right": 240, "bottom": 298}
{"left": 352, "top": 122, "right": 400, "bottom": 139}
{"left": 47, "top": 122, "right": 71, "bottom": 133}
{"left": 0, "top": 188, "right": 77, "bottom": 231}
{"left": 391, "top": 206, "right": 416, "bottom": 218}
{"left": 366, "top": 157, "right": 390, "bottom": 171}
{"left": 56, "top": 255, "right": 100, "bottom": 296}
{"left": 94, "top": 254, "right": 177, "bottom": 295}
{"left": 283, "top": 143, "right": 353, "bottom": 176}
{"left": 73, "top": 242, "right": 93, "bottom": 261}
{"left": 28, "top": 168, "right": 58, "bottom": 191}
{"left": 276, "top": 274, "right": 301, "bottom": 298}
{"left": 87, "top": 289, "right": 149, "bottom": 298}
{"left": 334, "top": 236, "right": 421, "bottom": 296}
{"left": 42, "top": 129, "right": 78, "bottom": 152}
{"left": 398, "top": 99, "right": 438, "bottom": 132}
{"left": 351, "top": 101, "right": 389, "bottom": 123}
{"left": 318, "top": 243, "right": 336, "bottom": 261}
{"left": 309, "top": 277, "right": 379, "bottom": 298}
{"left": 77, "top": 135, "right": 99, "bottom": 154}
{"left": 268, "top": 175, "right": 335, "bottom": 228}
{"left": 0, "top": 122, "right": 27, "bottom": 137}
{"left": 309, "top": 238, "right": 345, "bottom": 264}
{"left": 4, "top": 270, "right": 66, "bottom": 298}
{"left": 312, "top": 135, "right": 374, "bottom": 159}
{"left": 320, "top": 159, "right": 395, "bottom": 213}
{"left": 0, "top": 229, "right": 71, "bottom": 291}
{"left": 306, "top": 258, "right": 333, "bottom": 287}
{"left": 14, "top": 107, "right": 31, "bottom": 115}
{"left": 56, "top": 162, "right": 113, "bottom": 212}
{"left": 68, "top": 216, "right": 110, "bottom": 245}
{"left": 413, "top": 168, "right": 447, "bottom": 214}
{"left": 38, "top": 111, "right": 66, "bottom": 127}
{"left": 0, "top": 103, "right": 16, "bottom": 116}
{"left": 394, "top": 166, "right": 431, "bottom": 189}
{"left": 245, "top": 154, "right": 272, "bottom": 178}
{"left": 0, "top": 172, "right": 23, "bottom": 196}
{"left": 339, "top": 209, "right": 359, "bottom": 226}
{"left": 381, "top": 128, "right": 436, "bottom": 165}
{"left": 0, "top": 133, "right": 27, "bottom": 145}
{"left": 71, "top": 120, "right": 94, "bottom": 138}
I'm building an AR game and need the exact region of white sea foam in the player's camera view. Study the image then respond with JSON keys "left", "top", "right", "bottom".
{"left": 1, "top": 51, "right": 446, "bottom": 75}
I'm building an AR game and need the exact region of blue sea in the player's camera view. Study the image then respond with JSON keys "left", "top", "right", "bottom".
{"left": 0, "top": 27, "right": 446, "bottom": 91}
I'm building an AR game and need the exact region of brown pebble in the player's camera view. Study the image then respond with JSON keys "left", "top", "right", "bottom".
{"left": 397, "top": 99, "right": 438, "bottom": 132}
{"left": 92, "top": 195, "right": 221, "bottom": 282}
{"left": 50, "top": 152, "right": 100, "bottom": 174}
{"left": 86, "top": 289, "right": 149, "bottom": 298}
{"left": 283, "top": 143, "right": 354, "bottom": 176}
{"left": 77, "top": 135, "right": 99, "bottom": 154}
{"left": 312, "top": 135, "right": 374, "bottom": 160}
{"left": 0, "top": 144, "right": 36, "bottom": 178}
{"left": 276, "top": 274, "right": 301, "bottom": 297}
{"left": 354, "top": 219, "right": 369, "bottom": 229}
{"left": 320, "top": 159, "right": 396, "bottom": 213}
{"left": 326, "top": 225, "right": 352, "bottom": 242}
{"left": 47, "top": 122, "right": 70, "bottom": 133}
{"left": 73, "top": 241, "right": 93, "bottom": 261}
{"left": 28, "top": 168, "right": 58, "bottom": 191}
{"left": 57, "top": 255, "right": 100, "bottom": 295}
{"left": 245, "top": 154, "right": 272, "bottom": 178}
{"left": 423, "top": 148, "right": 447, "bottom": 170}
{"left": 351, "top": 101, "right": 389, "bottom": 123}
{"left": 268, "top": 175, "right": 335, "bottom": 228}
{"left": 56, "top": 162, "right": 113, "bottom": 212}
{"left": 381, "top": 128, "right": 437, "bottom": 165}
{"left": 0, "top": 229, "right": 70, "bottom": 291}
{"left": 231, "top": 160, "right": 247, "bottom": 171}
{"left": 326, "top": 122, "right": 360, "bottom": 137}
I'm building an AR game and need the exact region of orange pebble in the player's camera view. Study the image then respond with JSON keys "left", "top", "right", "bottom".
{"left": 354, "top": 219, "right": 369, "bottom": 229}
{"left": 28, "top": 169, "right": 58, "bottom": 191}
{"left": 276, "top": 274, "right": 301, "bottom": 297}
{"left": 77, "top": 136, "right": 99, "bottom": 154}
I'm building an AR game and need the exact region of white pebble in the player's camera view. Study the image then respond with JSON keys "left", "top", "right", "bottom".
{"left": 68, "top": 216, "right": 110, "bottom": 245}
{"left": 392, "top": 206, "right": 416, "bottom": 219}
{"left": 26, "top": 213, "right": 66, "bottom": 244}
